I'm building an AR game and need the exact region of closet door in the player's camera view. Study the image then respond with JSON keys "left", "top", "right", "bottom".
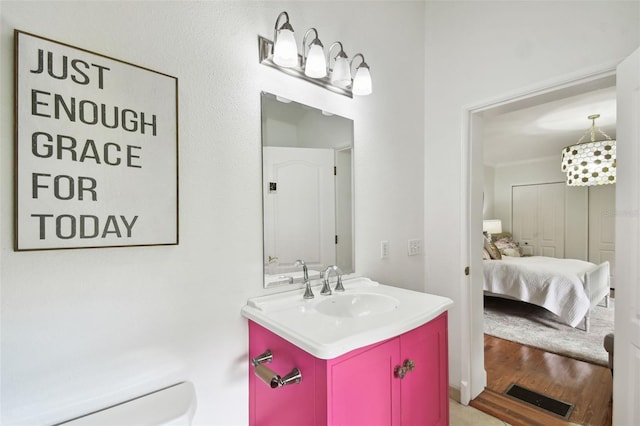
{"left": 589, "top": 184, "right": 616, "bottom": 288}
{"left": 512, "top": 183, "right": 565, "bottom": 258}
{"left": 512, "top": 185, "right": 538, "bottom": 256}
{"left": 538, "top": 183, "right": 565, "bottom": 257}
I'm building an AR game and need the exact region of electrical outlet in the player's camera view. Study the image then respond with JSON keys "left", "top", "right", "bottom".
{"left": 408, "top": 239, "right": 422, "bottom": 256}
{"left": 381, "top": 240, "right": 389, "bottom": 258}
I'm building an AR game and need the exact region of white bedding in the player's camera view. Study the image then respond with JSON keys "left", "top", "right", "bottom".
{"left": 483, "top": 256, "right": 600, "bottom": 327}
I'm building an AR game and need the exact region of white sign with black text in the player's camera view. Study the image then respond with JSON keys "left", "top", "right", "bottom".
{"left": 15, "top": 31, "right": 178, "bottom": 250}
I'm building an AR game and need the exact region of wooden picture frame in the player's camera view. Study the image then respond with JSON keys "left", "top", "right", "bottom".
{"left": 14, "top": 30, "right": 179, "bottom": 250}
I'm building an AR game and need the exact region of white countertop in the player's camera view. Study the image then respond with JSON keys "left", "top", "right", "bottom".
{"left": 241, "top": 277, "right": 453, "bottom": 359}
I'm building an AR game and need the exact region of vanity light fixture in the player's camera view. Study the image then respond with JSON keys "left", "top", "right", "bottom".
{"left": 561, "top": 114, "right": 616, "bottom": 186}
{"left": 258, "top": 11, "right": 372, "bottom": 98}
{"left": 272, "top": 11, "right": 298, "bottom": 68}
{"left": 351, "top": 53, "right": 372, "bottom": 96}
{"left": 303, "top": 28, "right": 327, "bottom": 78}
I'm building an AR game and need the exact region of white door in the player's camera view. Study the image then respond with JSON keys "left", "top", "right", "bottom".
{"left": 263, "top": 147, "right": 336, "bottom": 275}
{"left": 512, "top": 185, "right": 538, "bottom": 255}
{"left": 588, "top": 185, "right": 616, "bottom": 288}
{"left": 538, "top": 183, "right": 565, "bottom": 257}
{"left": 335, "top": 148, "right": 353, "bottom": 273}
{"left": 512, "top": 183, "right": 565, "bottom": 257}
{"left": 613, "top": 47, "right": 640, "bottom": 426}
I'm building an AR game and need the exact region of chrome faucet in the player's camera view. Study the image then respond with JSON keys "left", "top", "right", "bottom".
{"left": 295, "top": 259, "right": 314, "bottom": 299}
{"left": 321, "top": 265, "right": 344, "bottom": 295}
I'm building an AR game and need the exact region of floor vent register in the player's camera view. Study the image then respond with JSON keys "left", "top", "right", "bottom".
{"left": 504, "top": 383, "right": 575, "bottom": 419}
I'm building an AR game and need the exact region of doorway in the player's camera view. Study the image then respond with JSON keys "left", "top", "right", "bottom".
{"left": 463, "top": 67, "right": 617, "bottom": 404}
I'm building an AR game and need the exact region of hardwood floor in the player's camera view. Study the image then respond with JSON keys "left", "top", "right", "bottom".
{"left": 470, "top": 335, "right": 613, "bottom": 426}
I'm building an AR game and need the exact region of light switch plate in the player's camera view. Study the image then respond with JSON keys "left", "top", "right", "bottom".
{"left": 381, "top": 240, "right": 389, "bottom": 258}
{"left": 408, "top": 239, "right": 422, "bottom": 256}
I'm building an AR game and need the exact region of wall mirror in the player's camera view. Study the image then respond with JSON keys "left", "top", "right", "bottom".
{"left": 261, "top": 92, "right": 354, "bottom": 288}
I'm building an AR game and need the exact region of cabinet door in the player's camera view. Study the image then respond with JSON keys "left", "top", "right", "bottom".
{"left": 250, "top": 322, "right": 318, "bottom": 426}
{"left": 329, "top": 339, "right": 401, "bottom": 426}
{"left": 400, "top": 313, "right": 449, "bottom": 426}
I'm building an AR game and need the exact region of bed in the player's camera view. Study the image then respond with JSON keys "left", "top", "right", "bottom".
{"left": 483, "top": 255, "right": 610, "bottom": 331}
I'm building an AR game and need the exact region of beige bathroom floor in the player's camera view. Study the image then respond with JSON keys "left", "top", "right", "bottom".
{"left": 450, "top": 399, "right": 510, "bottom": 426}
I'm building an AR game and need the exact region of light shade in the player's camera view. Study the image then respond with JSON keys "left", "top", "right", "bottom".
{"left": 272, "top": 12, "right": 298, "bottom": 68}
{"left": 351, "top": 54, "right": 372, "bottom": 96}
{"left": 331, "top": 56, "right": 351, "bottom": 87}
{"left": 483, "top": 220, "right": 503, "bottom": 235}
{"left": 273, "top": 28, "right": 298, "bottom": 68}
{"left": 561, "top": 114, "right": 616, "bottom": 186}
{"left": 329, "top": 42, "right": 351, "bottom": 88}
{"left": 561, "top": 140, "right": 616, "bottom": 186}
{"left": 304, "top": 42, "right": 326, "bottom": 78}
{"left": 352, "top": 67, "right": 372, "bottom": 95}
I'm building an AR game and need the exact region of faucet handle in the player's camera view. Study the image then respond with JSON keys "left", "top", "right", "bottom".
{"left": 321, "top": 265, "right": 344, "bottom": 295}
{"left": 303, "top": 283, "right": 315, "bottom": 299}
{"left": 334, "top": 273, "right": 345, "bottom": 292}
{"left": 295, "top": 259, "right": 314, "bottom": 299}
{"left": 320, "top": 279, "right": 332, "bottom": 296}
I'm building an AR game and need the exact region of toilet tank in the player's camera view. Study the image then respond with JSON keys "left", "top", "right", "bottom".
{"left": 60, "top": 382, "right": 197, "bottom": 426}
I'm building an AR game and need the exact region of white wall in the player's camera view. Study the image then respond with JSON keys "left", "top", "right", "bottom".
{"left": 0, "top": 1, "right": 425, "bottom": 425}
{"left": 424, "top": 0, "right": 639, "bottom": 398}
{"left": 265, "top": 118, "right": 298, "bottom": 147}
{"left": 483, "top": 165, "right": 495, "bottom": 219}
{"left": 264, "top": 108, "right": 353, "bottom": 149}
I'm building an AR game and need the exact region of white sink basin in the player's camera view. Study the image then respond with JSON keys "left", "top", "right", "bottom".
{"left": 241, "top": 277, "right": 453, "bottom": 359}
{"left": 316, "top": 293, "right": 399, "bottom": 318}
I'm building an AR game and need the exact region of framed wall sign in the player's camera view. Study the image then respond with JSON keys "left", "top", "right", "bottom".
{"left": 14, "top": 30, "right": 179, "bottom": 250}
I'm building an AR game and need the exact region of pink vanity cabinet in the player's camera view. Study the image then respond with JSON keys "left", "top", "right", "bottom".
{"left": 248, "top": 312, "right": 449, "bottom": 426}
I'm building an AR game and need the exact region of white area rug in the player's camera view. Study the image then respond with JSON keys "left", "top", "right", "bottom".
{"left": 483, "top": 296, "right": 614, "bottom": 367}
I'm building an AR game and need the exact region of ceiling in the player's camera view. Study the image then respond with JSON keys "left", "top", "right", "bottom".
{"left": 483, "top": 85, "right": 617, "bottom": 167}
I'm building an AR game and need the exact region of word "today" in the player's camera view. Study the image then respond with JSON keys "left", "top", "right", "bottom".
{"left": 31, "top": 214, "right": 138, "bottom": 240}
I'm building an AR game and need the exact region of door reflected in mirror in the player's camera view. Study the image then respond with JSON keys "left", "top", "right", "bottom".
{"left": 261, "top": 92, "right": 354, "bottom": 288}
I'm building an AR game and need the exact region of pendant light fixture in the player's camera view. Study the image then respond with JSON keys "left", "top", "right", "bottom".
{"left": 302, "top": 28, "right": 327, "bottom": 78}
{"left": 561, "top": 114, "right": 616, "bottom": 186}
{"left": 272, "top": 12, "right": 298, "bottom": 68}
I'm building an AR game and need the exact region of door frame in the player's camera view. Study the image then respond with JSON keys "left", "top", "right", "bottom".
{"left": 612, "top": 46, "right": 640, "bottom": 426}
{"left": 460, "top": 61, "right": 619, "bottom": 404}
